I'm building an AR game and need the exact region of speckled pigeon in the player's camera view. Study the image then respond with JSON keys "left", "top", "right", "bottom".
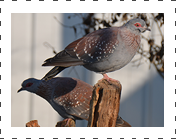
{"left": 42, "top": 18, "right": 150, "bottom": 81}
{"left": 18, "top": 77, "right": 131, "bottom": 126}
{"left": 18, "top": 77, "right": 93, "bottom": 121}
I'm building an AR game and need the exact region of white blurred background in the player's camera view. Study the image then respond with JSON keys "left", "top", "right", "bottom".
{"left": 11, "top": 13, "right": 164, "bottom": 127}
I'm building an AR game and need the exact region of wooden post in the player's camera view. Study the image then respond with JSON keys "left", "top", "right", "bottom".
{"left": 88, "top": 79, "right": 122, "bottom": 127}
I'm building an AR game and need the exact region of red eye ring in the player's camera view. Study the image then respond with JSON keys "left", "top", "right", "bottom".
{"left": 134, "top": 23, "right": 141, "bottom": 27}
{"left": 26, "top": 83, "right": 33, "bottom": 87}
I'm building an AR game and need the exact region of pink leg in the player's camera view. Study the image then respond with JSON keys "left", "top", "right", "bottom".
{"left": 63, "top": 118, "right": 72, "bottom": 127}
{"left": 100, "top": 74, "right": 119, "bottom": 83}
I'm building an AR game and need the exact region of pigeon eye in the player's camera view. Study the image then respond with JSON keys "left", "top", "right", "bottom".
{"left": 134, "top": 23, "right": 141, "bottom": 27}
{"left": 26, "top": 83, "right": 33, "bottom": 87}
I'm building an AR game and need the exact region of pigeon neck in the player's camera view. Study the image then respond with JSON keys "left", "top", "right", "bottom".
{"left": 35, "top": 80, "right": 52, "bottom": 102}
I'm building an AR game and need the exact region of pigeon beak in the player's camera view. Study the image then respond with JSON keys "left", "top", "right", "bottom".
{"left": 17, "top": 87, "right": 24, "bottom": 93}
{"left": 143, "top": 26, "right": 151, "bottom": 31}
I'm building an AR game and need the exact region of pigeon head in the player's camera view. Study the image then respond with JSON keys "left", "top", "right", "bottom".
{"left": 125, "top": 18, "right": 151, "bottom": 34}
{"left": 18, "top": 78, "right": 41, "bottom": 93}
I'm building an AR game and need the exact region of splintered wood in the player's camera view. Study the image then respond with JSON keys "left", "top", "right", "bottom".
{"left": 55, "top": 118, "right": 75, "bottom": 127}
{"left": 88, "top": 79, "right": 122, "bottom": 127}
{"left": 26, "top": 120, "right": 40, "bottom": 127}
{"left": 26, "top": 119, "right": 76, "bottom": 127}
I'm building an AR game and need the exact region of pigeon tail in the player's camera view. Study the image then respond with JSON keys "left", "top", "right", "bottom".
{"left": 42, "top": 66, "right": 67, "bottom": 81}
{"left": 42, "top": 50, "right": 84, "bottom": 67}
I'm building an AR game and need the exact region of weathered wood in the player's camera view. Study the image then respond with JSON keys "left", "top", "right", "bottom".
{"left": 115, "top": 116, "right": 131, "bottom": 127}
{"left": 55, "top": 118, "right": 75, "bottom": 127}
{"left": 26, "top": 119, "right": 76, "bottom": 127}
{"left": 88, "top": 79, "right": 122, "bottom": 127}
{"left": 26, "top": 120, "right": 40, "bottom": 127}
